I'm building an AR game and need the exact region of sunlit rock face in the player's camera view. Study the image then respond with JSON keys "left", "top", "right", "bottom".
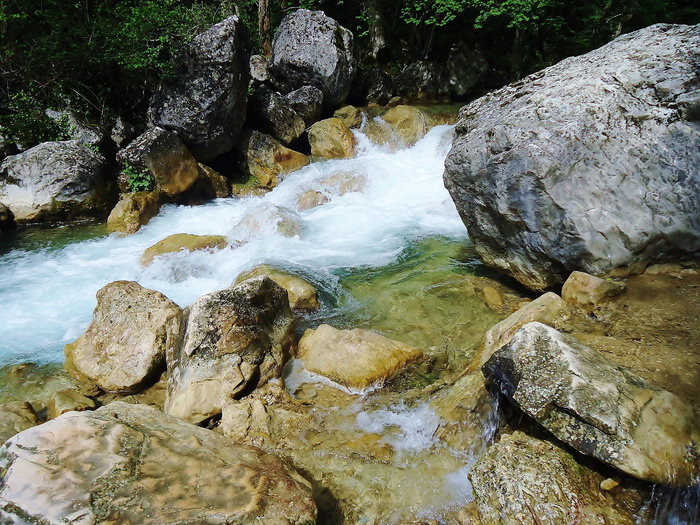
{"left": 483, "top": 322, "right": 700, "bottom": 486}
{"left": 0, "top": 141, "right": 116, "bottom": 223}
{"left": 444, "top": 24, "right": 700, "bottom": 291}
{"left": 65, "top": 280, "right": 182, "bottom": 394}
{"left": 148, "top": 16, "right": 251, "bottom": 161}
{"left": 165, "top": 277, "right": 295, "bottom": 424}
{"left": 269, "top": 9, "right": 356, "bottom": 108}
{"left": 470, "top": 431, "right": 641, "bottom": 525}
{"left": 0, "top": 402, "right": 317, "bottom": 524}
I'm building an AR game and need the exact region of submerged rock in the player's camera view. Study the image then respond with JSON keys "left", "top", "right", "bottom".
{"left": 561, "top": 270, "right": 626, "bottom": 307}
{"left": 269, "top": 9, "right": 356, "bottom": 108}
{"left": 444, "top": 24, "right": 700, "bottom": 291}
{"left": 165, "top": 277, "right": 295, "bottom": 424}
{"left": 230, "top": 202, "right": 303, "bottom": 244}
{"left": 297, "top": 324, "right": 423, "bottom": 390}
{"left": 0, "top": 402, "right": 317, "bottom": 524}
{"left": 308, "top": 117, "right": 356, "bottom": 159}
{"left": 295, "top": 170, "right": 368, "bottom": 211}
{"left": 65, "top": 281, "right": 182, "bottom": 394}
{"left": 0, "top": 141, "right": 116, "bottom": 223}
{"left": 483, "top": 322, "right": 700, "bottom": 486}
{"left": 107, "top": 191, "right": 162, "bottom": 235}
{"left": 364, "top": 105, "right": 455, "bottom": 150}
{"left": 0, "top": 402, "right": 39, "bottom": 445}
{"left": 470, "top": 431, "right": 640, "bottom": 524}
{"left": 47, "top": 389, "right": 96, "bottom": 419}
{"left": 148, "top": 16, "right": 251, "bottom": 161}
{"left": 141, "top": 233, "right": 228, "bottom": 266}
{"left": 235, "top": 264, "right": 320, "bottom": 311}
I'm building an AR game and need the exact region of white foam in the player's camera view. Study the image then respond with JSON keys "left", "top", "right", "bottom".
{"left": 0, "top": 125, "right": 466, "bottom": 364}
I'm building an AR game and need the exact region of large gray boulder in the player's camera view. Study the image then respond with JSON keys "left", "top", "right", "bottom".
{"left": 269, "top": 9, "right": 356, "bottom": 108}
{"left": 483, "top": 322, "right": 700, "bottom": 486}
{"left": 444, "top": 24, "right": 700, "bottom": 291}
{"left": 0, "top": 140, "right": 116, "bottom": 223}
{"left": 65, "top": 281, "right": 182, "bottom": 394}
{"left": 0, "top": 402, "right": 317, "bottom": 524}
{"left": 248, "top": 85, "right": 306, "bottom": 145}
{"left": 148, "top": 16, "right": 251, "bottom": 161}
{"left": 165, "top": 277, "right": 296, "bottom": 424}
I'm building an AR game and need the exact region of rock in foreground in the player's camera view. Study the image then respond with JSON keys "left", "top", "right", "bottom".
{"left": 297, "top": 324, "right": 423, "bottom": 390}
{"left": 165, "top": 277, "right": 295, "bottom": 423}
{"left": 0, "top": 402, "right": 317, "bottom": 524}
{"left": 470, "top": 431, "right": 640, "bottom": 525}
{"left": 444, "top": 24, "right": 700, "bottom": 290}
{"left": 65, "top": 281, "right": 181, "bottom": 394}
{"left": 483, "top": 322, "right": 700, "bottom": 486}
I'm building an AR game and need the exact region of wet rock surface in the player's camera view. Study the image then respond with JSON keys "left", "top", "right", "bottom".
{"left": 238, "top": 129, "right": 308, "bottom": 187}
{"left": 308, "top": 117, "right": 356, "bottom": 159}
{"left": 0, "top": 401, "right": 317, "bottom": 524}
{"left": 65, "top": 280, "right": 182, "bottom": 394}
{"left": 107, "top": 191, "right": 162, "bottom": 235}
{"left": 148, "top": 16, "right": 251, "bottom": 161}
{"left": 0, "top": 140, "right": 116, "bottom": 223}
{"left": 470, "top": 431, "right": 641, "bottom": 525}
{"left": 444, "top": 24, "right": 700, "bottom": 290}
{"left": 141, "top": 233, "right": 228, "bottom": 266}
{"left": 235, "top": 264, "right": 320, "bottom": 311}
{"left": 165, "top": 277, "right": 295, "bottom": 423}
{"left": 483, "top": 322, "right": 700, "bottom": 485}
{"left": 269, "top": 9, "right": 356, "bottom": 108}
{"left": 297, "top": 324, "right": 423, "bottom": 390}
{"left": 0, "top": 402, "right": 39, "bottom": 445}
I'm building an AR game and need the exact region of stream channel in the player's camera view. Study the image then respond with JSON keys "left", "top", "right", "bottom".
{"left": 0, "top": 123, "right": 697, "bottom": 523}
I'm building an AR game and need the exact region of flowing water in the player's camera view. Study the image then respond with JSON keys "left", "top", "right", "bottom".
{"left": 0, "top": 122, "right": 695, "bottom": 524}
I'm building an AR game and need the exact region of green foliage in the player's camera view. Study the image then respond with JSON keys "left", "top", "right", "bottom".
{"left": 122, "top": 162, "right": 155, "bottom": 193}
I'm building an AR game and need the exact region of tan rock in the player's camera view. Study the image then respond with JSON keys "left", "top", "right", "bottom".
{"left": 141, "top": 233, "right": 228, "bottom": 266}
{"left": 471, "top": 291, "right": 568, "bottom": 371}
{"left": 197, "top": 163, "right": 230, "bottom": 198}
{"left": 47, "top": 389, "right": 96, "bottom": 419}
{"left": 107, "top": 191, "right": 162, "bottom": 235}
{"left": 240, "top": 129, "right": 308, "bottom": 187}
{"left": 430, "top": 372, "right": 495, "bottom": 454}
{"left": 236, "top": 264, "right": 320, "bottom": 310}
{"left": 562, "top": 270, "right": 626, "bottom": 306}
{"left": 0, "top": 402, "right": 317, "bottom": 524}
{"left": 297, "top": 189, "right": 329, "bottom": 211}
{"left": 64, "top": 280, "right": 182, "bottom": 394}
{"left": 308, "top": 118, "right": 356, "bottom": 159}
{"left": 117, "top": 127, "right": 202, "bottom": 196}
{"left": 334, "top": 105, "right": 364, "bottom": 128}
{"left": 297, "top": 324, "right": 423, "bottom": 390}
{"left": 482, "top": 285, "right": 504, "bottom": 309}
{"left": 0, "top": 402, "right": 39, "bottom": 444}
{"left": 470, "top": 431, "right": 639, "bottom": 525}
{"left": 165, "top": 277, "right": 296, "bottom": 424}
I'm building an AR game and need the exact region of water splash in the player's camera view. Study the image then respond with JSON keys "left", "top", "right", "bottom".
{"left": 0, "top": 125, "right": 465, "bottom": 365}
